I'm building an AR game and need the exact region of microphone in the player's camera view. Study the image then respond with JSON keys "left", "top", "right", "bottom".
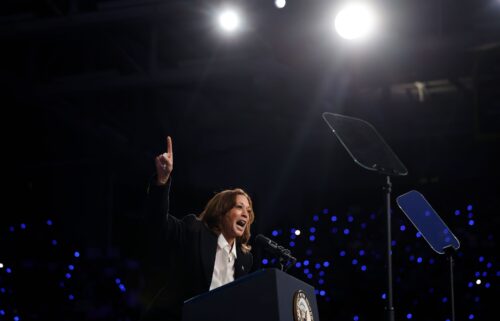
{"left": 255, "top": 234, "right": 297, "bottom": 264}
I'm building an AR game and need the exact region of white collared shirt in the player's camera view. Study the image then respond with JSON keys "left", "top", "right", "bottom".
{"left": 209, "top": 234, "right": 237, "bottom": 290}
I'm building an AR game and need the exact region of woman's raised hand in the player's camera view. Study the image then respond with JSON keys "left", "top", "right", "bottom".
{"left": 155, "top": 136, "right": 173, "bottom": 185}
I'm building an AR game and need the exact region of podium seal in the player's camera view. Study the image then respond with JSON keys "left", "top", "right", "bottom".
{"left": 293, "top": 290, "right": 314, "bottom": 321}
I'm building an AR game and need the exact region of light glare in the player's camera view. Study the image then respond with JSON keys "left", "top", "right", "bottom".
{"left": 275, "top": 0, "right": 286, "bottom": 9}
{"left": 334, "top": 3, "right": 376, "bottom": 40}
{"left": 218, "top": 9, "right": 240, "bottom": 32}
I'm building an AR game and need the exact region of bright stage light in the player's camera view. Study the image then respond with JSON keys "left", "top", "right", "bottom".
{"left": 275, "top": 0, "right": 286, "bottom": 9}
{"left": 218, "top": 9, "right": 241, "bottom": 32}
{"left": 334, "top": 3, "right": 377, "bottom": 40}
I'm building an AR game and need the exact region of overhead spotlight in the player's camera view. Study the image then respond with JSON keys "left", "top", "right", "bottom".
{"left": 275, "top": 0, "right": 286, "bottom": 9}
{"left": 334, "top": 3, "right": 377, "bottom": 40}
{"left": 218, "top": 8, "right": 241, "bottom": 32}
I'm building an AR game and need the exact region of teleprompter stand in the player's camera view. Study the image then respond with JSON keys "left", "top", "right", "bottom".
{"left": 322, "top": 112, "right": 408, "bottom": 321}
{"left": 397, "top": 190, "right": 460, "bottom": 321}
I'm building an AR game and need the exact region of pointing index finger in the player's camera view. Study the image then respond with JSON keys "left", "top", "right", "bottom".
{"left": 167, "top": 136, "right": 173, "bottom": 155}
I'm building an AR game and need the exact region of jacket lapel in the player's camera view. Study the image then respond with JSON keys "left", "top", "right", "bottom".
{"left": 234, "top": 245, "right": 250, "bottom": 279}
{"left": 200, "top": 227, "right": 218, "bottom": 288}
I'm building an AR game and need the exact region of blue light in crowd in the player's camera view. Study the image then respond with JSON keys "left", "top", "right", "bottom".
{"left": 417, "top": 257, "right": 423, "bottom": 263}
{"left": 454, "top": 210, "right": 460, "bottom": 216}
{"left": 323, "top": 208, "right": 329, "bottom": 214}
{"left": 319, "top": 290, "right": 326, "bottom": 296}
{"left": 115, "top": 278, "right": 121, "bottom": 284}
{"left": 348, "top": 215, "right": 354, "bottom": 222}
{"left": 482, "top": 272, "right": 487, "bottom": 277}
{"left": 20, "top": 223, "right": 26, "bottom": 229}
{"left": 119, "top": 284, "right": 126, "bottom": 292}
{"left": 497, "top": 271, "right": 500, "bottom": 276}
{"left": 400, "top": 225, "right": 406, "bottom": 231}
{"left": 310, "top": 227, "right": 316, "bottom": 233}
{"left": 361, "top": 223, "right": 367, "bottom": 229}
{"left": 468, "top": 282, "right": 473, "bottom": 288}
{"left": 468, "top": 220, "right": 475, "bottom": 226}
{"left": 353, "top": 316, "right": 359, "bottom": 321}
{"left": 272, "top": 230, "right": 278, "bottom": 236}
{"left": 467, "top": 204, "right": 473, "bottom": 211}
{"left": 474, "top": 296, "right": 480, "bottom": 303}
{"left": 359, "top": 250, "right": 365, "bottom": 256}
{"left": 69, "top": 294, "right": 75, "bottom": 300}
{"left": 313, "top": 215, "right": 319, "bottom": 222}
{"left": 290, "top": 234, "right": 296, "bottom": 240}
{"left": 262, "top": 259, "right": 268, "bottom": 265}
{"left": 47, "top": 219, "right": 53, "bottom": 226}
{"left": 314, "top": 263, "right": 321, "bottom": 269}
{"left": 65, "top": 273, "right": 71, "bottom": 279}
{"left": 343, "top": 228, "right": 350, "bottom": 235}
{"left": 479, "top": 256, "right": 484, "bottom": 262}
{"left": 295, "top": 262, "right": 302, "bottom": 268}
{"left": 352, "top": 259, "right": 358, "bottom": 265}
{"left": 9, "top": 226, "right": 14, "bottom": 232}
{"left": 406, "top": 313, "right": 412, "bottom": 319}
{"left": 319, "top": 271, "right": 325, "bottom": 276}
{"left": 290, "top": 228, "right": 296, "bottom": 234}
{"left": 6, "top": 268, "right": 12, "bottom": 274}
{"left": 290, "top": 241, "right": 295, "bottom": 247}
{"left": 304, "top": 268, "right": 310, "bottom": 274}
{"left": 68, "top": 265, "right": 74, "bottom": 271}
{"left": 331, "top": 216, "right": 337, "bottom": 222}
{"left": 307, "top": 274, "right": 313, "bottom": 279}
{"left": 340, "top": 250, "right": 346, "bottom": 257}
{"left": 468, "top": 314, "right": 474, "bottom": 320}
{"left": 468, "top": 212, "right": 473, "bottom": 218}
{"left": 14, "top": 316, "right": 20, "bottom": 321}
{"left": 319, "top": 279, "right": 324, "bottom": 285}
{"left": 409, "top": 255, "right": 415, "bottom": 261}
{"left": 429, "top": 258, "right": 435, "bottom": 265}
{"left": 304, "top": 260, "right": 310, "bottom": 266}
{"left": 361, "top": 265, "right": 367, "bottom": 271}
{"left": 485, "top": 282, "right": 491, "bottom": 288}
{"left": 0, "top": 310, "right": 4, "bottom": 315}
{"left": 370, "top": 213, "right": 376, "bottom": 220}
{"left": 392, "top": 240, "right": 397, "bottom": 246}
{"left": 486, "top": 262, "right": 492, "bottom": 268}
{"left": 442, "top": 297, "right": 448, "bottom": 303}
{"left": 475, "top": 271, "right": 480, "bottom": 277}
{"left": 323, "top": 261, "right": 330, "bottom": 267}
{"left": 52, "top": 240, "right": 57, "bottom": 246}
{"left": 416, "top": 232, "right": 422, "bottom": 238}
{"left": 309, "top": 235, "right": 315, "bottom": 241}
{"left": 0, "top": 288, "right": 5, "bottom": 293}
{"left": 381, "top": 293, "right": 386, "bottom": 299}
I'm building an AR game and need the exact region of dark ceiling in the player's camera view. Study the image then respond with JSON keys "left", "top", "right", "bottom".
{"left": 3, "top": 0, "right": 500, "bottom": 232}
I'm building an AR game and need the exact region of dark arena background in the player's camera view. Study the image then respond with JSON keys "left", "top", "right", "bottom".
{"left": 2, "top": 1, "right": 500, "bottom": 320}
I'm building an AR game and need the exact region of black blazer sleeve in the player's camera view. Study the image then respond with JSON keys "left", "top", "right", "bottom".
{"left": 146, "top": 176, "right": 187, "bottom": 247}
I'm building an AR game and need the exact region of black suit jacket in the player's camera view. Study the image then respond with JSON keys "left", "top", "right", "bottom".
{"left": 143, "top": 180, "right": 253, "bottom": 321}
